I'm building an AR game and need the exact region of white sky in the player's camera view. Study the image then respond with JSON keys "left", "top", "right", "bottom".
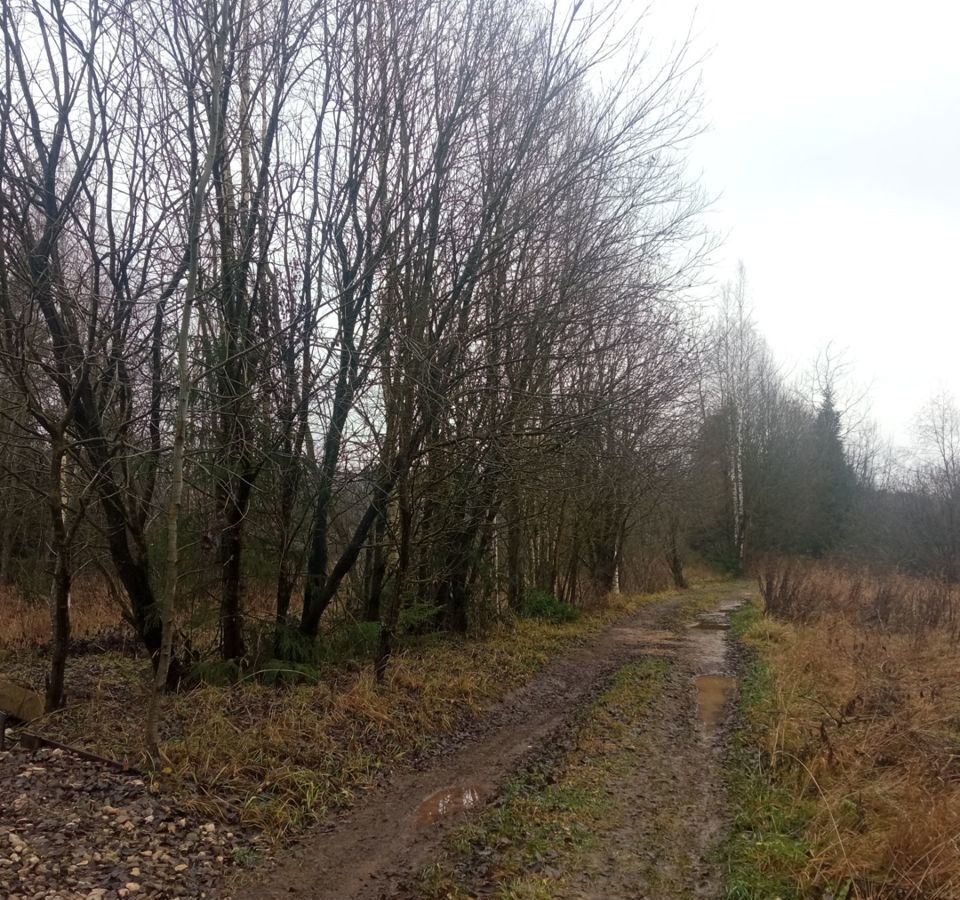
{"left": 645, "top": 0, "right": 960, "bottom": 444}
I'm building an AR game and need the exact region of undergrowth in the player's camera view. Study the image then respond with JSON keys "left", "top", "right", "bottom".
{"left": 6, "top": 587, "right": 674, "bottom": 841}
{"left": 518, "top": 590, "right": 580, "bottom": 624}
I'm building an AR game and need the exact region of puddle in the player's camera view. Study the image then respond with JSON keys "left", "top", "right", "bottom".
{"left": 691, "top": 617, "right": 729, "bottom": 631}
{"left": 415, "top": 783, "right": 484, "bottom": 826}
{"left": 717, "top": 597, "right": 745, "bottom": 612}
{"left": 695, "top": 675, "right": 737, "bottom": 734}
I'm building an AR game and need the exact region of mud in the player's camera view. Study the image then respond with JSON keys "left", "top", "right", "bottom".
{"left": 231, "top": 583, "right": 751, "bottom": 900}
{"left": 414, "top": 783, "right": 485, "bottom": 827}
{"left": 695, "top": 674, "right": 738, "bottom": 734}
{"left": 556, "top": 588, "right": 745, "bottom": 899}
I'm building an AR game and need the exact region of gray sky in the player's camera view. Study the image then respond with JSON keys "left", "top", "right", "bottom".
{"left": 649, "top": 0, "right": 960, "bottom": 444}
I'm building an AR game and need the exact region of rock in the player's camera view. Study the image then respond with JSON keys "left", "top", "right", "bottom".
{"left": 0, "top": 678, "right": 44, "bottom": 722}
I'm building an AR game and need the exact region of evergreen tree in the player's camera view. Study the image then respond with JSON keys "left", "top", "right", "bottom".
{"left": 804, "top": 387, "right": 857, "bottom": 556}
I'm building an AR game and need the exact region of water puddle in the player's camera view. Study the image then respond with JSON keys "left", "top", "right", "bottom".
{"left": 415, "top": 783, "right": 484, "bottom": 827}
{"left": 718, "top": 597, "right": 746, "bottom": 613}
{"left": 695, "top": 674, "right": 737, "bottom": 734}
{"left": 691, "top": 617, "right": 729, "bottom": 631}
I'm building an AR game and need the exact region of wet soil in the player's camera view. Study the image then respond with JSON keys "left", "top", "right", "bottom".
{"left": 233, "top": 582, "right": 751, "bottom": 900}
{"left": 553, "top": 586, "right": 747, "bottom": 900}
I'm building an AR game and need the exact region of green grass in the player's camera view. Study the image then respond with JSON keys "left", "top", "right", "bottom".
{"left": 723, "top": 604, "right": 815, "bottom": 900}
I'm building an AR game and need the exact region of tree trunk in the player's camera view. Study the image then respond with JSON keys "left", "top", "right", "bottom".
{"left": 146, "top": 5, "right": 226, "bottom": 753}
{"left": 46, "top": 553, "right": 71, "bottom": 713}
{"left": 275, "top": 569, "right": 294, "bottom": 627}
{"left": 0, "top": 511, "right": 14, "bottom": 584}
{"left": 364, "top": 515, "right": 388, "bottom": 623}
{"left": 374, "top": 479, "right": 411, "bottom": 683}
{"left": 667, "top": 516, "right": 687, "bottom": 589}
{"left": 300, "top": 318, "right": 361, "bottom": 637}
{"left": 45, "top": 439, "right": 70, "bottom": 713}
{"left": 219, "top": 486, "right": 249, "bottom": 661}
{"left": 506, "top": 498, "right": 524, "bottom": 611}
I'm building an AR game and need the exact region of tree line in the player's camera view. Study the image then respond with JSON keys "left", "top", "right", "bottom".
{"left": 3, "top": 0, "right": 951, "bottom": 725}
{"left": 0, "top": 0, "right": 703, "bottom": 713}
{"left": 687, "top": 266, "right": 960, "bottom": 587}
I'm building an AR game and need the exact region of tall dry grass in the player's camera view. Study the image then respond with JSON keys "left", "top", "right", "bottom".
{"left": 0, "top": 578, "right": 130, "bottom": 651}
{"left": 758, "top": 557, "right": 960, "bottom": 640}
{"left": 749, "top": 559, "right": 960, "bottom": 898}
{"left": 0, "top": 577, "right": 295, "bottom": 656}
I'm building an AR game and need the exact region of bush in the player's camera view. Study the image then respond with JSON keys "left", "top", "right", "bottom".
{"left": 519, "top": 590, "right": 579, "bottom": 624}
{"left": 398, "top": 600, "right": 442, "bottom": 635}
{"left": 321, "top": 619, "right": 381, "bottom": 662}
{"left": 263, "top": 617, "right": 381, "bottom": 668}
{"left": 189, "top": 658, "right": 241, "bottom": 686}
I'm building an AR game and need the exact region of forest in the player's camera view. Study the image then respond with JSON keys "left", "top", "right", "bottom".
{"left": 1, "top": 0, "right": 958, "bottom": 898}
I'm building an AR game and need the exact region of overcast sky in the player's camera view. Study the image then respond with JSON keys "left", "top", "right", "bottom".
{"left": 646, "top": 0, "right": 960, "bottom": 444}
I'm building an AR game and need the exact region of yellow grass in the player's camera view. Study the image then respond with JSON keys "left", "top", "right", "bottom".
{"left": 745, "top": 563, "right": 960, "bottom": 898}
{"left": 0, "top": 578, "right": 123, "bottom": 648}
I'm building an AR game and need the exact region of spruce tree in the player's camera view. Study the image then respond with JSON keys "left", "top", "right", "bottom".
{"left": 805, "top": 387, "right": 857, "bottom": 556}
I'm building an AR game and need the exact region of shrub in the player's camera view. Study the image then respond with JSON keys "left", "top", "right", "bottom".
{"left": 320, "top": 619, "right": 381, "bottom": 662}
{"left": 398, "top": 600, "right": 442, "bottom": 635}
{"left": 519, "top": 590, "right": 579, "bottom": 624}
{"left": 189, "top": 658, "right": 241, "bottom": 686}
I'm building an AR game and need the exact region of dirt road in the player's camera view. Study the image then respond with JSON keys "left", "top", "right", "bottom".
{"left": 232, "top": 581, "right": 750, "bottom": 900}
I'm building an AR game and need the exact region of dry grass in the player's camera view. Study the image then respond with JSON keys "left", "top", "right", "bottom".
{"left": 0, "top": 576, "right": 301, "bottom": 657}
{"left": 3, "top": 586, "right": 671, "bottom": 841}
{"left": 758, "top": 557, "right": 960, "bottom": 639}
{"left": 0, "top": 578, "right": 130, "bottom": 649}
{"left": 744, "top": 560, "right": 960, "bottom": 898}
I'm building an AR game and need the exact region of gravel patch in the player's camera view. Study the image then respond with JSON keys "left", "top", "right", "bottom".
{"left": 0, "top": 744, "right": 262, "bottom": 899}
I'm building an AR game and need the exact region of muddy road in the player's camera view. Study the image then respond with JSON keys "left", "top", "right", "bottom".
{"left": 232, "top": 582, "right": 750, "bottom": 900}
